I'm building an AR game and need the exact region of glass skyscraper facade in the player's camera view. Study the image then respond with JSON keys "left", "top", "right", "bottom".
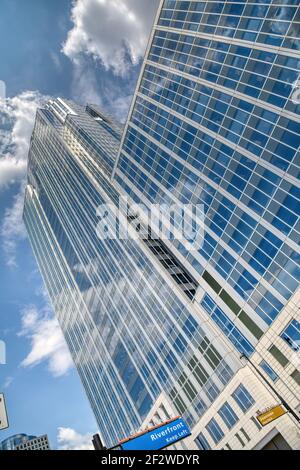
{"left": 24, "top": 1, "right": 300, "bottom": 450}
{"left": 23, "top": 98, "right": 240, "bottom": 448}
{"left": 116, "top": 0, "right": 300, "bottom": 343}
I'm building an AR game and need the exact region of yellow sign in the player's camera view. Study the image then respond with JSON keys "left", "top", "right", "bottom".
{"left": 257, "top": 405, "right": 286, "bottom": 426}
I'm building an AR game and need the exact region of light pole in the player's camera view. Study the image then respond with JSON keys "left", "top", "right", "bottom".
{"left": 92, "top": 434, "right": 107, "bottom": 450}
{"left": 240, "top": 354, "right": 300, "bottom": 425}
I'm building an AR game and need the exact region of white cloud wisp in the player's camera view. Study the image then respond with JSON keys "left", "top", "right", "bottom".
{"left": 0, "top": 91, "right": 47, "bottom": 266}
{"left": 63, "top": 0, "right": 159, "bottom": 76}
{"left": 0, "top": 91, "right": 45, "bottom": 189}
{"left": 57, "top": 427, "right": 95, "bottom": 450}
{"left": 19, "top": 305, "right": 73, "bottom": 378}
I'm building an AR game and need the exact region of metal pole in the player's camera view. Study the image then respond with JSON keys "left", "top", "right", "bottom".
{"left": 92, "top": 434, "right": 107, "bottom": 451}
{"left": 240, "top": 354, "right": 300, "bottom": 425}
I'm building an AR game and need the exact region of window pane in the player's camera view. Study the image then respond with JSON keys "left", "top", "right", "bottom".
{"left": 281, "top": 320, "right": 300, "bottom": 352}
{"left": 260, "top": 360, "right": 279, "bottom": 382}
{"left": 218, "top": 402, "right": 239, "bottom": 429}
{"left": 195, "top": 432, "right": 211, "bottom": 450}
{"left": 206, "top": 418, "right": 224, "bottom": 444}
{"left": 232, "top": 384, "right": 255, "bottom": 412}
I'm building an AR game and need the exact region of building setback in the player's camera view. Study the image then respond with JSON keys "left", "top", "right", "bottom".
{"left": 24, "top": 1, "right": 300, "bottom": 450}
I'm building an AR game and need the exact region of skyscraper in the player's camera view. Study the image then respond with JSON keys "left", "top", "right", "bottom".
{"left": 24, "top": 1, "right": 300, "bottom": 450}
{"left": 114, "top": 0, "right": 300, "bottom": 449}
{"left": 0, "top": 434, "right": 50, "bottom": 451}
{"left": 24, "top": 98, "right": 240, "bottom": 449}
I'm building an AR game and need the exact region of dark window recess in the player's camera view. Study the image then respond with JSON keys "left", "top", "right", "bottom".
{"left": 199, "top": 337, "right": 210, "bottom": 353}
{"left": 239, "top": 310, "right": 264, "bottom": 340}
{"left": 147, "top": 239, "right": 198, "bottom": 300}
{"left": 291, "top": 369, "right": 300, "bottom": 386}
{"left": 128, "top": 215, "right": 198, "bottom": 300}
{"left": 183, "top": 380, "right": 198, "bottom": 401}
{"left": 85, "top": 104, "right": 122, "bottom": 139}
{"left": 269, "top": 345, "right": 289, "bottom": 368}
{"left": 173, "top": 395, "right": 187, "bottom": 415}
{"left": 203, "top": 270, "right": 222, "bottom": 294}
{"left": 86, "top": 104, "right": 108, "bottom": 122}
{"left": 240, "top": 428, "right": 251, "bottom": 442}
{"left": 251, "top": 416, "right": 262, "bottom": 430}
{"left": 235, "top": 432, "right": 245, "bottom": 448}
{"left": 205, "top": 344, "right": 222, "bottom": 368}
{"left": 220, "top": 290, "right": 240, "bottom": 315}
{"left": 193, "top": 365, "right": 209, "bottom": 386}
{"left": 178, "top": 372, "right": 188, "bottom": 386}
{"left": 203, "top": 270, "right": 263, "bottom": 339}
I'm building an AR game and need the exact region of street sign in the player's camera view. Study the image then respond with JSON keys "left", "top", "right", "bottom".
{"left": 119, "top": 417, "right": 191, "bottom": 451}
{"left": 0, "top": 394, "right": 9, "bottom": 430}
{"left": 257, "top": 405, "right": 286, "bottom": 427}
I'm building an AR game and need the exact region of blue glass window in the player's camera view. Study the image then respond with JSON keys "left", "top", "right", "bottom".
{"left": 218, "top": 402, "right": 239, "bottom": 429}
{"left": 201, "top": 295, "right": 254, "bottom": 356}
{"left": 205, "top": 418, "right": 224, "bottom": 444}
{"left": 232, "top": 384, "right": 255, "bottom": 412}
{"left": 281, "top": 320, "right": 300, "bottom": 352}
{"left": 183, "top": 315, "right": 199, "bottom": 339}
{"left": 260, "top": 360, "right": 279, "bottom": 382}
{"left": 195, "top": 432, "right": 211, "bottom": 450}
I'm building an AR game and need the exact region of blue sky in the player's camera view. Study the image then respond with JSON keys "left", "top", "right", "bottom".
{"left": 0, "top": 0, "right": 159, "bottom": 450}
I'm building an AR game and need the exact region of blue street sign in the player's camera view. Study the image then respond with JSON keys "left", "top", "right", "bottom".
{"left": 120, "top": 418, "right": 191, "bottom": 451}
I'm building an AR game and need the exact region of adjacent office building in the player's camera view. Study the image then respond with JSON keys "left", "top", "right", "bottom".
{"left": 24, "top": 0, "right": 300, "bottom": 450}
{"left": 0, "top": 434, "right": 50, "bottom": 451}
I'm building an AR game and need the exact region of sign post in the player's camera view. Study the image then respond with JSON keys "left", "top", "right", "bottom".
{"left": 241, "top": 354, "right": 300, "bottom": 426}
{"left": 0, "top": 394, "right": 9, "bottom": 431}
{"left": 117, "top": 417, "right": 191, "bottom": 451}
{"left": 257, "top": 405, "right": 287, "bottom": 427}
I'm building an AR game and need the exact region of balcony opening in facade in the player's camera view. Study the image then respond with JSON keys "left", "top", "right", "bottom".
{"left": 127, "top": 213, "right": 198, "bottom": 301}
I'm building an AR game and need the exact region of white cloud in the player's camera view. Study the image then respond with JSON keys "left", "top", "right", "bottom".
{"left": 19, "top": 305, "right": 73, "bottom": 378}
{"left": 3, "top": 376, "right": 13, "bottom": 389}
{"left": 0, "top": 91, "right": 47, "bottom": 266}
{"left": 62, "top": 0, "right": 159, "bottom": 76}
{"left": 0, "top": 91, "right": 46, "bottom": 189}
{"left": 0, "top": 157, "right": 27, "bottom": 189}
{"left": 70, "top": 59, "right": 103, "bottom": 106}
{"left": 1, "top": 188, "right": 27, "bottom": 267}
{"left": 57, "top": 427, "right": 95, "bottom": 450}
{"left": 50, "top": 51, "right": 62, "bottom": 71}
{"left": 101, "top": 84, "right": 133, "bottom": 123}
